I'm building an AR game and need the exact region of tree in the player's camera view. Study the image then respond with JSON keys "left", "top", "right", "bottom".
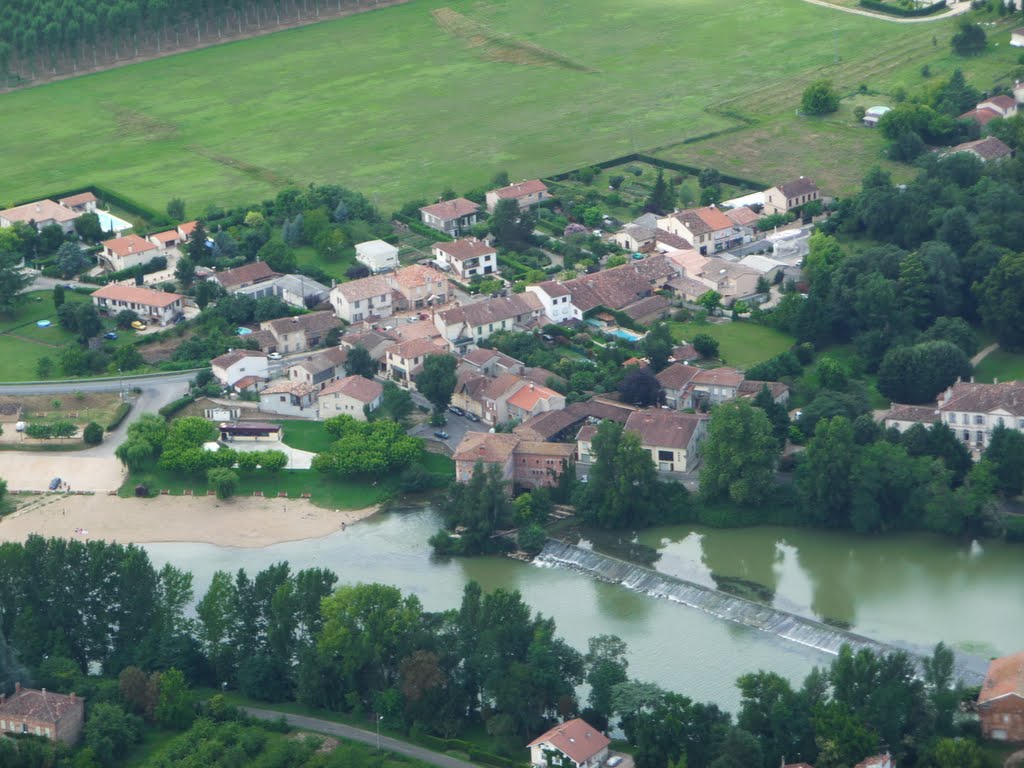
{"left": 975, "top": 253, "right": 1024, "bottom": 349}
{"left": 74, "top": 303, "right": 102, "bottom": 342}
{"left": 35, "top": 356, "right": 53, "bottom": 379}
{"left": 877, "top": 341, "right": 972, "bottom": 404}
{"left": 985, "top": 425, "right": 1024, "bottom": 496}
{"left": 929, "top": 737, "right": 984, "bottom": 768}
{"left": 643, "top": 169, "right": 674, "bottom": 214}
{"left": 417, "top": 353, "right": 457, "bottom": 415}
{"left": 174, "top": 255, "right": 196, "bottom": 287}
{"left": 490, "top": 198, "right": 534, "bottom": 248}
{"left": 432, "top": 463, "right": 513, "bottom": 554}
{"left": 166, "top": 198, "right": 186, "bottom": 221}
{"left": 374, "top": 381, "right": 413, "bottom": 425}
{"left": 641, "top": 322, "right": 673, "bottom": 372}
{"left": 801, "top": 79, "right": 840, "bottom": 115}
{"left": 185, "top": 220, "right": 211, "bottom": 264}
{"left": 53, "top": 283, "right": 65, "bottom": 308}
{"left": 116, "top": 309, "right": 140, "bottom": 329}
{"left": 257, "top": 240, "right": 296, "bottom": 273}
{"left": 617, "top": 367, "right": 665, "bottom": 406}
{"left": 0, "top": 250, "right": 32, "bottom": 315}
{"left": 692, "top": 333, "right": 719, "bottom": 359}
{"left": 697, "top": 290, "right": 721, "bottom": 313}
{"left": 797, "top": 417, "right": 857, "bottom": 527}
{"left": 85, "top": 703, "right": 142, "bottom": 765}
{"left": 700, "top": 400, "right": 778, "bottom": 506}
{"left": 585, "top": 635, "right": 629, "bottom": 726}
{"left": 74, "top": 212, "right": 104, "bottom": 242}
{"left": 346, "top": 344, "right": 377, "bottom": 379}
{"left": 752, "top": 384, "right": 790, "bottom": 448}
{"left": 207, "top": 467, "right": 239, "bottom": 500}
{"left": 83, "top": 422, "right": 103, "bottom": 445}
{"left": 154, "top": 668, "right": 193, "bottom": 730}
{"left": 951, "top": 20, "right": 986, "bottom": 56}
{"left": 55, "top": 241, "right": 89, "bottom": 278}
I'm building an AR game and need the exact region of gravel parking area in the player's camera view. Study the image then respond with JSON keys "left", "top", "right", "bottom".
{"left": 0, "top": 453, "right": 125, "bottom": 492}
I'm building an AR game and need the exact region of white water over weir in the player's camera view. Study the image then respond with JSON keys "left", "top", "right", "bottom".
{"left": 534, "top": 539, "right": 987, "bottom": 685}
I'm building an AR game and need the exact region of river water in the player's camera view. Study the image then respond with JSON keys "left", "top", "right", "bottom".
{"left": 144, "top": 506, "right": 1023, "bottom": 711}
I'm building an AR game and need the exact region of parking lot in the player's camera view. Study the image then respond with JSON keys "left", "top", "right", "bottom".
{"left": 409, "top": 406, "right": 489, "bottom": 449}
{"left": 0, "top": 453, "right": 126, "bottom": 492}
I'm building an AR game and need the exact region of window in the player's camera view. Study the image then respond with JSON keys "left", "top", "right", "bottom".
{"left": 658, "top": 450, "right": 674, "bottom": 462}
{"left": 977, "top": 431, "right": 983, "bottom": 443}
{"left": 975, "top": 415, "right": 984, "bottom": 425}
{"left": 279, "top": 396, "right": 286, "bottom": 402}
{"left": 963, "top": 430, "right": 970, "bottom": 441}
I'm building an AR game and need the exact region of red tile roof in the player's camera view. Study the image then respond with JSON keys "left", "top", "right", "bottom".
{"left": 0, "top": 199, "right": 79, "bottom": 225}
{"left": 420, "top": 198, "right": 480, "bottom": 220}
{"left": 214, "top": 261, "right": 278, "bottom": 288}
{"left": 490, "top": 179, "right": 548, "bottom": 199}
{"left": 939, "top": 380, "right": 1024, "bottom": 416}
{"left": 527, "top": 719, "right": 610, "bottom": 765}
{"left": 319, "top": 375, "right": 383, "bottom": 403}
{"left": 453, "top": 432, "right": 520, "bottom": 463}
{"left": 507, "top": 383, "right": 561, "bottom": 412}
{"left": 979, "top": 651, "right": 1024, "bottom": 704}
{"left": 177, "top": 220, "right": 199, "bottom": 236}
{"left": 0, "top": 685, "right": 84, "bottom": 724}
{"left": 625, "top": 409, "right": 707, "bottom": 450}
{"left": 434, "top": 238, "right": 496, "bottom": 262}
{"left": 92, "top": 283, "right": 183, "bottom": 308}
{"left": 945, "top": 136, "right": 1013, "bottom": 161}
{"left": 692, "top": 366, "right": 745, "bottom": 388}
{"left": 102, "top": 234, "right": 157, "bottom": 258}
{"left": 59, "top": 192, "right": 98, "bottom": 208}
{"left": 212, "top": 349, "right": 266, "bottom": 369}
{"left": 657, "top": 363, "right": 700, "bottom": 391}
{"left": 149, "top": 229, "right": 180, "bottom": 245}
{"left": 981, "top": 94, "right": 1016, "bottom": 111}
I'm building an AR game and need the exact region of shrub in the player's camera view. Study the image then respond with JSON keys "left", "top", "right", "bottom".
{"left": 692, "top": 333, "right": 719, "bottom": 359}
{"left": 207, "top": 468, "right": 239, "bottom": 500}
{"left": 801, "top": 79, "right": 840, "bottom": 116}
{"left": 83, "top": 422, "right": 104, "bottom": 445}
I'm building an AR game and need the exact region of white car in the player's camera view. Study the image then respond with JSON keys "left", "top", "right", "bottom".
{"left": 268, "top": 352, "right": 282, "bottom": 361}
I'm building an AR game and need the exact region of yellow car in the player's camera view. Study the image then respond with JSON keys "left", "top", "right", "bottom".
{"left": 131, "top": 320, "right": 147, "bottom": 331}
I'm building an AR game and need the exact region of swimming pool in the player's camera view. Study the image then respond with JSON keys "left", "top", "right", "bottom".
{"left": 96, "top": 210, "right": 133, "bottom": 233}
{"left": 608, "top": 327, "right": 645, "bottom": 342}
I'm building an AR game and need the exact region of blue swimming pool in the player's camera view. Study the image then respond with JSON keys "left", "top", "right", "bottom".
{"left": 96, "top": 210, "right": 133, "bottom": 233}
{"left": 608, "top": 328, "right": 645, "bottom": 342}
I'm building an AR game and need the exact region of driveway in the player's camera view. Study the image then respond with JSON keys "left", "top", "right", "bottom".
{"left": 242, "top": 708, "right": 476, "bottom": 768}
{"left": 410, "top": 408, "right": 489, "bottom": 449}
{"left": 230, "top": 439, "right": 316, "bottom": 469}
{"left": 0, "top": 453, "right": 125, "bottom": 492}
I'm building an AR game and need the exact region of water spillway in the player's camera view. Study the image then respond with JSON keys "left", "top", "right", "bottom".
{"left": 534, "top": 538, "right": 988, "bottom": 685}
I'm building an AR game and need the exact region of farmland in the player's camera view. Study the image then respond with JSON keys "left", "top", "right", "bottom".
{"left": 0, "top": 0, "right": 985, "bottom": 215}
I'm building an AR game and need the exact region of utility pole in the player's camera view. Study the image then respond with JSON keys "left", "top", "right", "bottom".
{"left": 834, "top": 28, "right": 839, "bottom": 65}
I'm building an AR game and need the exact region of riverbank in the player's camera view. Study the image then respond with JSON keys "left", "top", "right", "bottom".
{"left": 0, "top": 493, "right": 378, "bottom": 547}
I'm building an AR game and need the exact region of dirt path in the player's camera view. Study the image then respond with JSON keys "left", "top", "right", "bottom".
{"left": 799, "top": 0, "right": 970, "bottom": 22}
{"left": 971, "top": 342, "right": 1000, "bottom": 367}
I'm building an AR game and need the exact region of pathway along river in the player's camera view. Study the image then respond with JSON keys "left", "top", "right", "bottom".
{"left": 143, "top": 506, "right": 1024, "bottom": 712}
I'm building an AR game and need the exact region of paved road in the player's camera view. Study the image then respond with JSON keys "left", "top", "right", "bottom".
{"left": 242, "top": 708, "right": 478, "bottom": 768}
{"left": 971, "top": 342, "right": 999, "bottom": 367}
{"left": 801, "top": 0, "right": 969, "bottom": 22}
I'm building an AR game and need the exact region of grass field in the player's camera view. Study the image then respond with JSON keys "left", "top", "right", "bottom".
{"left": 668, "top": 320, "right": 794, "bottom": 370}
{"left": 0, "top": 0, "right": 991, "bottom": 214}
{"left": 0, "top": 291, "right": 96, "bottom": 381}
{"left": 973, "top": 349, "right": 1024, "bottom": 384}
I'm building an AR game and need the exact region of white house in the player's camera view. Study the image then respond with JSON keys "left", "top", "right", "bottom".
{"left": 329, "top": 275, "right": 394, "bottom": 324}
{"left": 485, "top": 180, "right": 549, "bottom": 212}
{"left": 355, "top": 240, "right": 400, "bottom": 274}
{"left": 58, "top": 192, "right": 98, "bottom": 213}
{"left": 259, "top": 380, "right": 317, "bottom": 417}
{"left": 525, "top": 281, "right": 580, "bottom": 323}
{"left": 527, "top": 719, "right": 609, "bottom": 768}
{"left": 91, "top": 284, "right": 184, "bottom": 325}
{"left": 210, "top": 350, "right": 269, "bottom": 388}
{"left": 97, "top": 235, "right": 160, "bottom": 272}
{"left": 419, "top": 198, "right": 480, "bottom": 237}
{"left": 763, "top": 177, "right": 820, "bottom": 215}
{"left": 432, "top": 238, "right": 498, "bottom": 281}
{"left": 0, "top": 199, "right": 80, "bottom": 233}
{"left": 316, "top": 375, "right": 384, "bottom": 420}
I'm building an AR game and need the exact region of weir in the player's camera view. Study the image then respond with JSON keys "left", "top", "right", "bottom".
{"left": 535, "top": 539, "right": 987, "bottom": 685}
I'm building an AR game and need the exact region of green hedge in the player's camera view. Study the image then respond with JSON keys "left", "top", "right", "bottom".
{"left": 106, "top": 402, "right": 133, "bottom": 431}
{"left": 1004, "top": 515, "right": 1024, "bottom": 542}
{"left": 83, "top": 256, "right": 169, "bottom": 286}
{"left": 857, "top": 0, "right": 947, "bottom": 16}
{"left": 158, "top": 394, "right": 196, "bottom": 419}
{"left": 12, "top": 185, "right": 170, "bottom": 228}
{"left": 413, "top": 734, "right": 525, "bottom": 768}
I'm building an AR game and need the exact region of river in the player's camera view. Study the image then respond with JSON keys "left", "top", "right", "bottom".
{"left": 143, "top": 506, "right": 1022, "bottom": 712}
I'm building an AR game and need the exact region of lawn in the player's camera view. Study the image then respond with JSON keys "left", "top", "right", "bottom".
{"left": 0, "top": 291, "right": 96, "bottom": 381}
{"left": 0, "top": 392, "right": 125, "bottom": 427}
{"left": 668, "top": 320, "right": 794, "bottom": 370}
{"left": 0, "top": 0, "right": 955, "bottom": 215}
{"left": 973, "top": 349, "right": 1024, "bottom": 384}
{"left": 280, "top": 419, "right": 336, "bottom": 453}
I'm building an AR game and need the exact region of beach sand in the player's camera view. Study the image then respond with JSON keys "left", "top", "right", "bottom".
{"left": 0, "top": 493, "right": 378, "bottom": 547}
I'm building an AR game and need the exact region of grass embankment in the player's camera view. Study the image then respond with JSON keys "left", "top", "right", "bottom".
{"left": 973, "top": 349, "right": 1024, "bottom": 384}
{"left": 668, "top": 320, "right": 794, "bottom": 370}
{"left": 0, "top": 0, "right": 948, "bottom": 213}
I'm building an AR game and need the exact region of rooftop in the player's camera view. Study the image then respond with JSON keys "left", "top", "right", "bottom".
{"left": 333, "top": 274, "right": 391, "bottom": 302}
{"left": 261, "top": 379, "right": 316, "bottom": 397}
{"left": 489, "top": 179, "right": 548, "bottom": 199}
{"left": 944, "top": 136, "right": 1013, "bottom": 161}
{"left": 656, "top": 362, "right": 700, "bottom": 391}
{"left": 59, "top": 192, "right": 98, "bottom": 207}
{"left": 939, "top": 380, "right": 1024, "bottom": 417}
{"left": 441, "top": 293, "right": 542, "bottom": 329}
{"left": 0, "top": 685, "right": 83, "bottom": 723}
{"left": 724, "top": 206, "right": 760, "bottom": 227}
{"left": 261, "top": 311, "right": 341, "bottom": 337}
{"left": 434, "top": 238, "right": 496, "bottom": 262}
{"left": 0, "top": 199, "right": 79, "bottom": 224}
{"left": 391, "top": 264, "right": 447, "bottom": 290}
{"left": 211, "top": 349, "right": 266, "bottom": 369}
{"left": 527, "top": 719, "right": 610, "bottom": 765}
{"left": 462, "top": 347, "right": 523, "bottom": 369}
{"left": 665, "top": 206, "right": 735, "bottom": 235}
{"left": 420, "top": 198, "right": 480, "bottom": 220}
{"left": 625, "top": 409, "right": 708, "bottom": 450}
{"left": 392, "top": 337, "right": 449, "bottom": 360}
{"left": 213, "top": 261, "right": 279, "bottom": 288}
{"left": 775, "top": 177, "right": 819, "bottom": 199}
{"left": 979, "top": 651, "right": 1024, "bottom": 704}
{"left": 507, "top": 383, "right": 562, "bottom": 412}
{"left": 356, "top": 239, "right": 399, "bottom": 256}
{"left": 533, "top": 280, "right": 571, "bottom": 298}
{"left": 92, "top": 283, "right": 183, "bottom": 308}
{"left": 453, "top": 431, "right": 520, "bottom": 464}
{"left": 884, "top": 403, "right": 940, "bottom": 423}
{"left": 102, "top": 234, "right": 158, "bottom": 258}
{"left": 692, "top": 366, "right": 745, "bottom": 388}
{"left": 319, "top": 375, "right": 383, "bottom": 403}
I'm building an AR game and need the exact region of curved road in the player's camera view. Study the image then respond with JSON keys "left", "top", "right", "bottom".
{"left": 801, "top": 0, "right": 970, "bottom": 22}
{"left": 242, "top": 708, "right": 478, "bottom": 768}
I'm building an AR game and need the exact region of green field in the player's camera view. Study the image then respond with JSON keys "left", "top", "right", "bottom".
{"left": 0, "top": 291, "right": 96, "bottom": 380}
{"left": 0, "top": 0, "right": 989, "bottom": 214}
{"left": 668, "top": 320, "right": 794, "bottom": 370}
{"left": 973, "top": 349, "right": 1024, "bottom": 384}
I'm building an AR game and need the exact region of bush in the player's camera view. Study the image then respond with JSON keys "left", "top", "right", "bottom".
{"left": 801, "top": 79, "right": 840, "bottom": 115}
{"left": 207, "top": 468, "right": 239, "bottom": 500}
{"left": 158, "top": 395, "right": 196, "bottom": 419}
{"left": 107, "top": 402, "right": 133, "bottom": 430}
{"left": 83, "top": 422, "right": 104, "bottom": 445}
{"left": 692, "top": 333, "right": 719, "bottom": 359}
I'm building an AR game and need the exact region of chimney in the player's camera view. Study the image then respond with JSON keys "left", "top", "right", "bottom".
{"left": 970, "top": 376, "right": 975, "bottom": 384}
{"left": 15, "top": 681, "right": 21, "bottom": 693}
{"left": 41, "top": 688, "right": 46, "bottom": 694}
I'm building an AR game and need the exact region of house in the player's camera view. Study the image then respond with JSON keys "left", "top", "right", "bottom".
{"left": 260, "top": 311, "right": 342, "bottom": 354}
{"left": 148, "top": 229, "right": 184, "bottom": 249}
{"left": 176, "top": 221, "right": 199, "bottom": 241}
{"left": 738, "top": 253, "right": 787, "bottom": 283}
{"left": 0, "top": 682, "right": 85, "bottom": 744}
{"left": 667, "top": 274, "right": 717, "bottom": 303}
{"left": 622, "top": 295, "right": 671, "bottom": 324}
{"left": 577, "top": 410, "right": 709, "bottom": 473}
{"left": 527, "top": 719, "right": 610, "bottom": 768}
{"left": 613, "top": 222, "right": 657, "bottom": 253}
{"left": 670, "top": 258, "right": 759, "bottom": 301}
{"left": 854, "top": 754, "right": 895, "bottom": 768}
{"left": 287, "top": 347, "right": 349, "bottom": 390}
{"left": 434, "top": 293, "right": 544, "bottom": 348}
{"left": 91, "top": 284, "right": 184, "bottom": 325}
{"left": 943, "top": 136, "right": 1014, "bottom": 163}
{"left": 452, "top": 371, "right": 492, "bottom": 418}
{"left": 658, "top": 206, "right": 739, "bottom": 255}
{"left": 977, "top": 94, "right": 1017, "bottom": 119}
{"left": 218, "top": 422, "right": 281, "bottom": 441}
{"left": 883, "top": 403, "right": 939, "bottom": 433}
{"left": 486, "top": 179, "right": 549, "bottom": 212}
{"left": 688, "top": 366, "right": 745, "bottom": 408}
{"left": 506, "top": 382, "right": 566, "bottom": 423}
{"left": 656, "top": 363, "right": 700, "bottom": 409}
{"left": 211, "top": 349, "right": 269, "bottom": 388}
{"left": 763, "top": 178, "right": 820, "bottom": 215}
{"left": 330, "top": 275, "right": 393, "bottom": 324}
{"left": 737, "top": 380, "right": 791, "bottom": 405}
{"left": 389, "top": 264, "right": 451, "bottom": 310}
{"left": 432, "top": 238, "right": 498, "bottom": 281}
{"left": 526, "top": 281, "right": 579, "bottom": 324}
{"left": 978, "top": 651, "right": 1024, "bottom": 741}
{"left": 724, "top": 205, "right": 761, "bottom": 240}
{"left": 317, "top": 375, "right": 383, "bottom": 420}
{"left": 385, "top": 338, "right": 450, "bottom": 388}
{"left": 259, "top": 380, "right": 317, "bottom": 417}
{"left": 936, "top": 379, "right": 1024, "bottom": 449}
{"left": 514, "top": 399, "right": 636, "bottom": 443}
{"left": 340, "top": 328, "right": 397, "bottom": 370}
{"left": 355, "top": 240, "right": 400, "bottom": 274}
{"left": 481, "top": 373, "right": 531, "bottom": 424}
{"left": 454, "top": 432, "right": 575, "bottom": 490}
{"left": 957, "top": 107, "right": 1003, "bottom": 128}
{"left": 1013, "top": 27, "right": 1024, "bottom": 47}
{"left": 560, "top": 255, "right": 678, "bottom": 315}
{"left": 672, "top": 343, "right": 699, "bottom": 364}
{"left": 236, "top": 273, "right": 330, "bottom": 309}
{"left": 97, "top": 235, "right": 159, "bottom": 272}
{"left": 58, "top": 192, "right": 98, "bottom": 213}
{"left": 459, "top": 347, "right": 524, "bottom": 377}
{"left": 210, "top": 261, "right": 279, "bottom": 292}
{"left": 0, "top": 199, "right": 80, "bottom": 232}
{"left": 863, "top": 105, "right": 891, "bottom": 127}
{"left": 1015, "top": 80, "right": 1024, "bottom": 104}
{"left": 419, "top": 198, "right": 481, "bottom": 237}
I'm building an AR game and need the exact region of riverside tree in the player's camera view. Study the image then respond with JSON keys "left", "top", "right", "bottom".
{"left": 700, "top": 400, "right": 778, "bottom": 507}
{"left": 416, "top": 353, "right": 457, "bottom": 416}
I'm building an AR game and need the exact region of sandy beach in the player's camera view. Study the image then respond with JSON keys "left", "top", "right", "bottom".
{"left": 0, "top": 493, "right": 378, "bottom": 548}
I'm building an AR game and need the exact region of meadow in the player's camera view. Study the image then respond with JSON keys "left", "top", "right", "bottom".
{"left": 0, "top": 290, "right": 95, "bottom": 380}
{"left": 0, "top": 0, "right": 979, "bottom": 214}
{"left": 668, "top": 320, "right": 795, "bottom": 369}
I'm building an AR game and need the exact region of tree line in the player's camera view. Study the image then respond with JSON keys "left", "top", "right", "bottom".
{"left": 0, "top": 0, "right": 396, "bottom": 83}
{"left": 0, "top": 535, "right": 988, "bottom": 768}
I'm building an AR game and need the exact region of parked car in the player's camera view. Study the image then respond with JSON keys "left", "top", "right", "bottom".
{"left": 433, "top": 431, "right": 449, "bottom": 440}
{"left": 268, "top": 352, "right": 282, "bottom": 361}
{"left": 103, "top": 331, "right": 118, "bottom": 340}
{"left": 48, "top": 477, "right": 61, "bottom": 491}
{"left": 130, "top": 320, "right": 147, "bottom": 331}
{"left": 447, "top": 405, "right": 465, "bottom": 416}
{"left": 465, "top": 412, "right": 481, "bottom": 423}
{"left": 173, "top": 314, "right": 186, "bottom": 325}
